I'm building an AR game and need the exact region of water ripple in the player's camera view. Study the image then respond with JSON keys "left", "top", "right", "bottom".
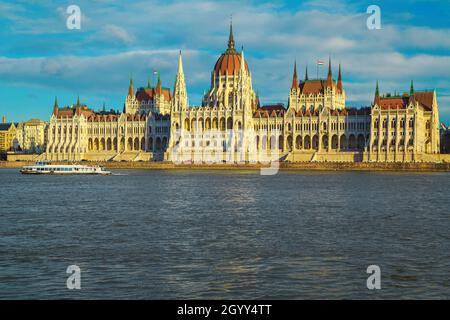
{"left": 0, "top": 169, "right": 449, "bottom": 299}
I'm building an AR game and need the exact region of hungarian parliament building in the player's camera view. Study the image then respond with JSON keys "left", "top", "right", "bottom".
{"left": 45, "top": 24, "right": 441, "bottom": 163}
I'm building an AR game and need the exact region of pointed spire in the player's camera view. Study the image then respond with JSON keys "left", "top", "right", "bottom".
{"left": 177, "top": 50, "right": 184, "bottom": 75}
{"left": 128, "top": 76, "right": 134, "bottom": 97}
{"left": 305, "top": 65, "right": 309, "bottom": 81}
{"left": 173, "top": 52, "right": 187, "bottom": 110}
{"left": 53, "top": 96, "right": 58, "bottom": 115}
{"left": 409, "top": 80, "right": 416, "bottom": 104}
{"left": 291, "top": 60, "right": 298, "bottom": 89}
{"left": 147, "top": 77, "right": 151, "bottom": 89}
{"left": 227, "top": 17, "right": 235, "bottom": 52}
{"left": 156, "top": 72, "right": 162, "bottom": 94}
{"left": 374, "top": 81, "right": 381, "bottom": 105}
{"left": 328, "top": 57, "right": 332, "bottom": 76}
{"left": 337, "top": 63, "right": 343, "bottom": 93}
{"left": 174, "top": 51, "right": 186, "bottom": 93}
{"left": 326, "top": 57, "right": 333, "bottom": 88}
{"left": 240, "top": 46, "right": 246, "bottom": 73}
{"left": 76, "top": 95, "right": 80, "bottom": 106}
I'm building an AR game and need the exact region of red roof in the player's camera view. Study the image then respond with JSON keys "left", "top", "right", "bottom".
{"left": 214, "top": 50, "right": 249, "bottom": 76}
{"left": 378, "top": 97, "right": 407, "bottom": 110}
{"left": 258, "top": 104, "right": 286, "bottom": 111}
{"left": 54, "top": 106, "right": 94, "bottom": 119}
{"left": 414, "top": 92, "right": 433, "bottom": 110}
{"left": 136, "top": 88, "right": 154, "bottom": 101}
{"left": 377, "top": 92, "right": 433, "bottom": 111}
{"left": 136, "top": 87, "right": 171, "bottom": 102}
{"left": 299, "top": 80, "right": 337, "bottom": 95}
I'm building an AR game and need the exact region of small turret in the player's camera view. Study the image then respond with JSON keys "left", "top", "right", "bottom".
{"left": 128, "top": 76, "right": 134, "bottom": 97}
{"left": 409, "top": 80, "right": 416, "bottom": 104}
{"left": 291, "top": 61, "right": 298, "bottom": 89}
{"left": 337, "top": 64, "right": 343, "bottom": 93}
{"left": 156, "top": 72, "right": 162, "bottom": 94}
{"left": 374, "top": 81, "right": 381, "bottom": 105}
{"left": 53, "top": 96, "right": 59, "bottom": 115}
{"left": 326, "top": 57, "right": 333, "bottom": 88}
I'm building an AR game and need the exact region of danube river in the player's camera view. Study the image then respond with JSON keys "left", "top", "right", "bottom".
{"left": 0, "top": 169, "right": 449, "bottom": 299}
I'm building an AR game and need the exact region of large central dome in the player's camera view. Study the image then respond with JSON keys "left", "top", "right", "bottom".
{"left": 213, "top": 23, "right": 249, "bottom": 76}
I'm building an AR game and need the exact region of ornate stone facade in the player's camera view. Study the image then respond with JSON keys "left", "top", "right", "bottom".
{"left": 43, "top": 23, "right": 442, "bottom": 163}
{"left": 45, "top": 97, "right": 169, "bottom": 161}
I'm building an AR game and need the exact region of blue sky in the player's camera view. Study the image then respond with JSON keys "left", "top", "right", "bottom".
{"left": 1, "top": 0, "right": 450, "bottom": 123}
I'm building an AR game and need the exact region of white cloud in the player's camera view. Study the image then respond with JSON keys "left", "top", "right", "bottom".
{"left": 95, "top": 24, "right": 135, "bottom": 45}
{"left": 1, "top": 0, "right": 450, "bottom": 117}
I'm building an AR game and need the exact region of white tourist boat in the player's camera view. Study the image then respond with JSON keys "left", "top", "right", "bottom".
{"left": 20, "top": 161, "right": 112, "bottom": 175}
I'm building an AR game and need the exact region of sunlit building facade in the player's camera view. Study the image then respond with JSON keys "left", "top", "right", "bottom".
{"left": 43, "top": 24, "right": 441, "bottom": 163}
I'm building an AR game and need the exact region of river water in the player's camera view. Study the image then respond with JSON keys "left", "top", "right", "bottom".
{"left": 0, "top": 169, "right": 449, "bottom": 299}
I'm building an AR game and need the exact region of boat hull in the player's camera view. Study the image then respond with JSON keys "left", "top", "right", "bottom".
{"left": 20, "top": 170, "right": 111, "bottom": 175}
{"left": 20, "top": 162, "right": 112, "bottom": 175}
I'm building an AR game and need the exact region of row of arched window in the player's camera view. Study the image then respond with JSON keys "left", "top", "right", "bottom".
{"left": 182, "top": 117, "right": 242, "bottom": 131}
{"left": 374, "top": 118, "right": 417, "bottom": 129}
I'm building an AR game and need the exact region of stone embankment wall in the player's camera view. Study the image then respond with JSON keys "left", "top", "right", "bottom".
{"left": 2, "top": 160, "right": 450, "bottom": 171}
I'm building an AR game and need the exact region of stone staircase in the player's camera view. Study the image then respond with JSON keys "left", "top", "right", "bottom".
{"left": 111, "top": 151, "right": 152, "bottom": 162}
{"left": 111, "top": 151, "right": 138, "bottom": 162}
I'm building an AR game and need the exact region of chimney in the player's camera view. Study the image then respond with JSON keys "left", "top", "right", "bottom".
{"left": 2, "top": 116, "right": 5, "bottom": 124}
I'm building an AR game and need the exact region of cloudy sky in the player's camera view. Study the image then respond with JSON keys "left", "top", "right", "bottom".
{"left": 0, "top": 0, "right": 449, "bottom": 123}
